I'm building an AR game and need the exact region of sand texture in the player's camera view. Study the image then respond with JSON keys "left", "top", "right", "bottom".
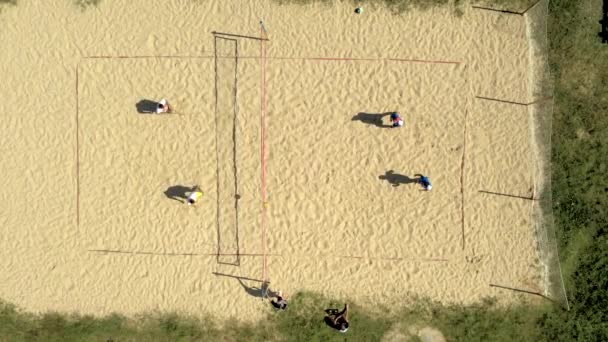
{"left": 0, "top": 0, "right": 542, "bottom": 320}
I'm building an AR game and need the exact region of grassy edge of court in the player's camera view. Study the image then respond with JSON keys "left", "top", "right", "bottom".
{"left": 1, "top": 292, "right": 550, "bottom": 341}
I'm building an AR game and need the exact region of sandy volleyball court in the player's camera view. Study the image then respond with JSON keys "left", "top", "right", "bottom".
{"left": 0, "top": 0, "right": 542, "bottom": 320}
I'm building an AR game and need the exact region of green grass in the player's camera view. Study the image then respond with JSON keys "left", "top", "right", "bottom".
{"left": 271, "top": 292, "right": 393, "bottom": 341}
{"left": 1, "top": 293, "right": 549, "bottom": 341}
{"left": 1, "top": 0, "right": 607, "bottom": 340}
{"left": 549, "top": 0, "right": 608, "bottom": 255}
{"left": 535, "top": 0, "right": 608, "bottom": 340}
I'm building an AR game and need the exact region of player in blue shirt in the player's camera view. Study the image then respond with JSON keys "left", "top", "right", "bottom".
{"left": 419, "top": 175, "right": 432, "bottom": 191}
{"left": 390, "top": 112, "right": 404, "bottom": 127}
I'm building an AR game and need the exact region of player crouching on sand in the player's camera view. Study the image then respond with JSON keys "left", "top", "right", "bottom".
{"left": 156, "top": 98, "right": 172, "bottom": 114}
{"left": 390, "top": 112, "right": 403, "bottom": 127}
{"left": 418, "top": 175, "right": 432, "bottom": 191}
{"left": 186, "top": 186, "right": 203, "bottom": 205}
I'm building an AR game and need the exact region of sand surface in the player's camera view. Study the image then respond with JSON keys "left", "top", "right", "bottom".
{"left": 0, "top": 0, "right": 543, "bottom": 320}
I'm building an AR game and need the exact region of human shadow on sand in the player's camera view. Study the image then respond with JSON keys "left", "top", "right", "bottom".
{"left": 136, "top": 99, "right": 161, "bottom": 114}
{"left": 164, "top": 185, "right": 197, "bottom": 203}
{"left": 379, "top": 170, "right": 419, "bottom": 187}
{"left": 237, "top": 279, "right": 276, "bottom": 298}
{"left": 352, "top": 112, "right": 394, "bottom": 128}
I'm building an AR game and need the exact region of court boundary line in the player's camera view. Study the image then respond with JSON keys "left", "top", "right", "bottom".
{"left": 83, "top": 55, "right": 215, "bottom": 59}
{"left": 82, "top": 55, "right": 463, "bottom": 65}
{"left": 74, "top": 53, "right": 465, "bottom": 276}
{"left": 338, "top": 255, "right": 449, "bottom": 262}
{"left": 75, "top": 63, "right": 80, "bottom": 229}
{"left": 460, "top": 107, "right": 468, "bottom": 251}
{"left": 460, "top": 64, "right": 471, "bottom": 251}
{"left": 89, "top": 249, "right": 277, "bottom": 257}
{"left": 87, "top": 250, "right": 448, "bottom": 263}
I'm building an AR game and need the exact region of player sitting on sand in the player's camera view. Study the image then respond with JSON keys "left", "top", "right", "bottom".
{"left": 390, "top": 112, "right": 403, "bottom": 127}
